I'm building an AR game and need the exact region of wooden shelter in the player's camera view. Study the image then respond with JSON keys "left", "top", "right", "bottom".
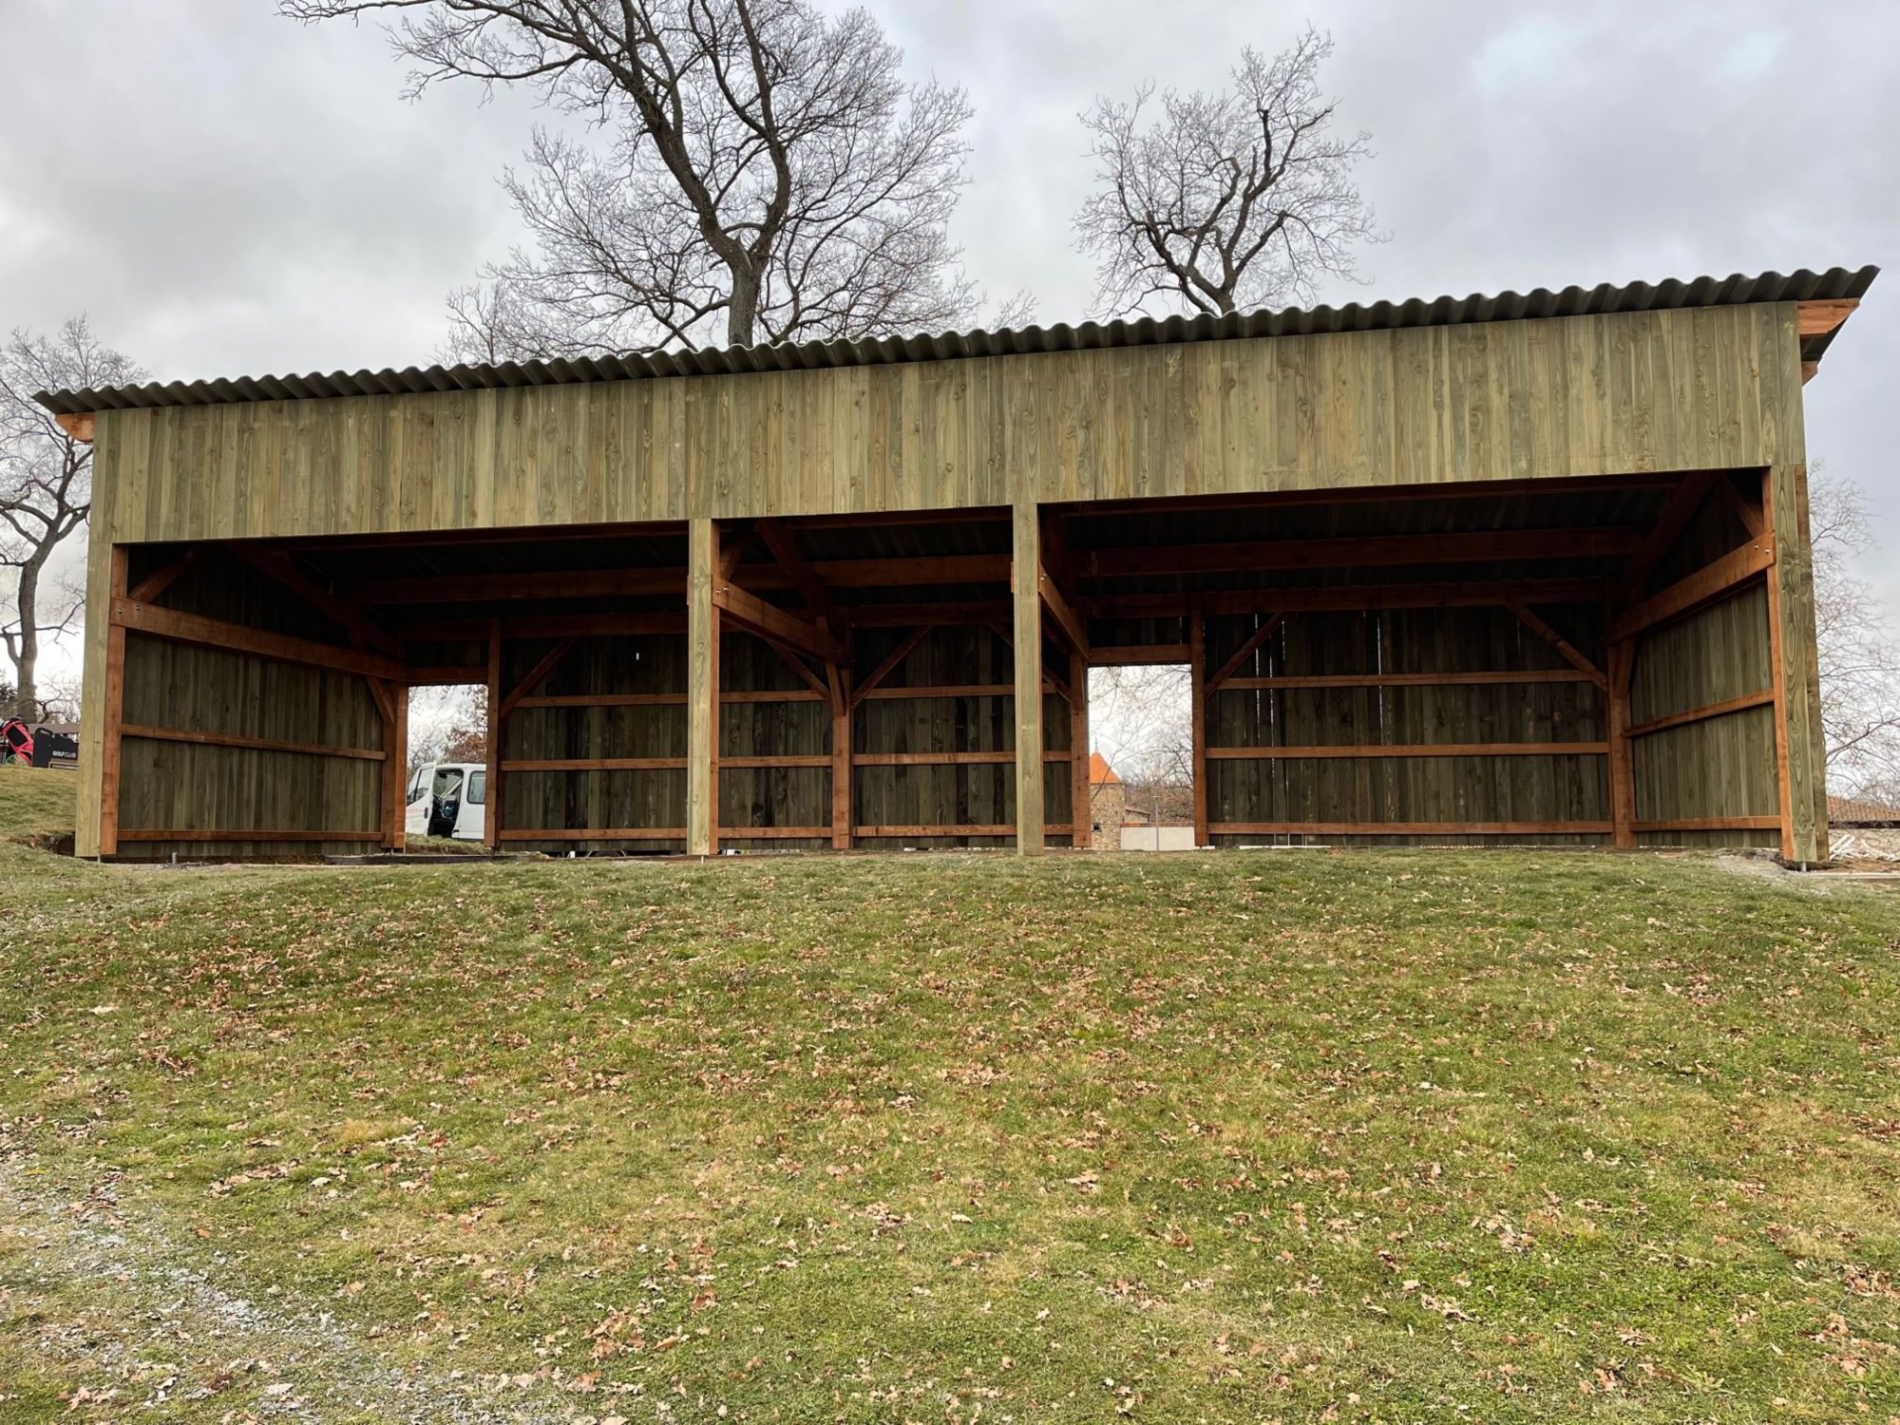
{"left": 41, "top": 267, "right": 1875, "bottom": 864}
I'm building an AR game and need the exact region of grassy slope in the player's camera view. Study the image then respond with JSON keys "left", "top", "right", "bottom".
{"left": 1, "top": 820, "right": 1897, "bottom": 1418}
{"left": 0, "top": 764, "right": 75, "bottom": 844}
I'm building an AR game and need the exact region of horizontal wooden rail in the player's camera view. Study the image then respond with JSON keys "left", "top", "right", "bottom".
{"left": 514, "top": 692, "right": 689, "bottom": 709}
{"left": 717, "top": 826, "right": 834, "bottom": 839}
{"left": 118, "top": 828, "right": 382, "bottom": 843}
{"left": 407, "top": 664, "right": 488, "bottom": 686}
{"left": 856, "top": 824, "right": 1074, "bottom": 838}
{"left": 500, "top": 757, "right": 686, "bottom": 772}
{"left": 1634, "top": 813, "right": 1778, "bottom": 836}
{"left": 112, "top": 599, "right": 406, "bottom": 681}
{"left": 121, "top": 724, "right": 385, "bottom": 762}
{"left": 719, "top": 754, "right": 832, "bottom": 768}
{"left": 1083, "top": 526, "right": 1644, "bottom": 579}
{"left": 1090, "top": 579, "right": 1608, "bottom": 620}
{"left": 853, "top": 750, "right": 1072, "bottom": 766}
{"left": 1205, "top": 742, "right": 1608, "bottom": 760}
{"left": 497, "top": 827, "right": 687, "bottom": 841}
{"left": 1217, "top": 669, "right": 1598, "bottom": 690}
{"left": 1211, "top": 821, "right": 1613, "bottom": 837}
{"left": 1092, "top": 644, "right": 1190, "bottom": 666}
{"left": 860, "top": 683, "right": 1014, "bottom": 700}
{"left": 1626, "top": 689, "right": 1775, "bottom": 738}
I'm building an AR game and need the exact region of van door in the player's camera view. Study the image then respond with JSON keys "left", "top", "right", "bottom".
{"left": 403, "top": 764, "right": 433, "bottom": 838}
{"left": 458, "top": 767, "right": 487, "bottom": 842}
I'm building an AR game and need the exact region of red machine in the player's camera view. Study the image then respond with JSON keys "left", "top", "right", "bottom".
{"left": 1, "top": 719, "right": 79, "bottom": 769}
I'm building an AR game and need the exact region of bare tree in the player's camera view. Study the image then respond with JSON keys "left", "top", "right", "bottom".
{"left": 1807, "top": 467, "right": 1900, "bottom": 800}
{"left": 0, "top": 320, "right": 142, "bottom": 721}
{"left": 1075, "top": 28, "right": 1379, "bottom": 319}
{"left": 284, "top": 0, "right": 1016, "bottom": 357}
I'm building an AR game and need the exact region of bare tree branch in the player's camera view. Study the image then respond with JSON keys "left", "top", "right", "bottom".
{"left": 1074, "top": 28, "right": 1381, "bottom": 319}
{"left": 1807, "top": 466, "right": 1900, "bottom": 802}
{"left": 0, "top": 319, "right": 142, "bottom": 719}
{"left": 283, "top": 0, "right": 1025, "bottom": 358}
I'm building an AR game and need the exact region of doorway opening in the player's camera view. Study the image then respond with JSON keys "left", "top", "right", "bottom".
{"left": 403, "top": 684, "right": 489, "bottom": 849}
{"left": 1086, "top": 663, "right": 1195, "bottom": 850}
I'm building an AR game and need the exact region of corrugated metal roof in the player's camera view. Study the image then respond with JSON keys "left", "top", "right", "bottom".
{"left": 36, "top": 265, "right": 1877, "bottom": 416}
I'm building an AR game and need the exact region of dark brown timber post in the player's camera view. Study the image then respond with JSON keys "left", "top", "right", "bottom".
{"left": 1190, "top": 599, "right": 1209, "bottom": 848}
{"left": 1605, "top": 639, "right": 1636, "bottom": 848}
{"left": 484, "top": 620, "right": 502, "bottom": 850}
{"left": 1011, "top": 501, "right": 1044, "bottom": 855}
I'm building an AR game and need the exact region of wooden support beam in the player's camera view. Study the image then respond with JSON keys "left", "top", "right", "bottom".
{"left": 1091, "top": 643, "right": 1190, "bottom": 666}
{"left": 829, "top": 664, "right": 852, "bottom": 851}
{"left": 847, "top": 600, "right": 1013, "bottom": 628}
{"left": 1205, "top": 742, "right": 1609, "bottom": 759}
{"left": 483, "top": 619, "right": 502, "bottom": 851}
{"left": 718, "top": 754, "right": 832, "bottom": 769}
{"left": 1606, "top": 541, "right": 1774, "bottom": 643}
{"left": 502, "top": 757, "right": 687, "bottom": 772}
{"left": 344, "top": 568, "right": 686, "bottom": 605}
{"left": 1763, "top": 464, "right": 1829, "bottom": 863}
{"left": 850, "top": 627, "right": 932, "bottom": 710}
{"left": 1796, "top": 298, "right": 1858, "bottom": 338}
{"left": 719, "top": 826, "right": 835, "bottom": 839}
{"left": 496, "top": 637, "right": 578, "bottom": 722}
{"left": 121, "top": 723, "right": 385, "bottom": 761}
{"left": 1052, "top": 472, "right": 1682, "bottom": 522}
{"left": 98, "top": 547, "right": 128, "bottom": 858}
{"left": 1632, "top": 815, "right": 1782, "bottom": 833}
{"left": 1605, "top": 640, "right": 1636, "bottom": 849}
{"left": 514, "top": 691, "right": 688, "bottom": 709}
{"left": 117, "top": 827, "right": 380, "bottom": 844}
{"left": 1081, "top": 526, "right": 1643, "bottom": 580}
{"left": 756, "top": 522, "right": 841, "bottom": 633}
{"left": 226, "top": 544, "right": 404, "bottom": 657}
{"left": 54, "top": 411, "right": 95, "bottom": 443}
{"left": 712, "top": 580, "right": 849, "bottom": 666}
{"left": 687, "top": 518, "right": 719, "bottom": 858}
{"left": 385, "top": 684, "right": 408, "bottom": 851}
{"left": 858, "top": 824, "right": 1075, "bottom": 839}
{"left": 1624, "top": 472, "right": 1717, "bottom": 599}
{"left": 398, "top": 612, "right": 687, "bottom": 642}
{"left": 1070, "top": 648, "right": 1091, "bottom": 850}
{"left": 1190, "top": 602, "right": 1208, "bottom": 847}
{"left": 1209, "top": 821, "right": 1613, "bottom": 838}
{"left": 1625, "top": 687, "right": 1775, "bottom": 738}
{"left": 1205, "top": 613, "right": 1285, "bottom": 692}
{"left": 127, "top": 548, "right": 198, "bottom": 604}
{"left": 1087, "top": 579, "right": 1608, "bottom": 620}
{"left": 1720, "top": 477, "right": 1766, "bottom": 540}
{"left": 1221, "top": 669, "right": 1597, "bottom": 690}
{"left": 1035, "top": 563, "right": 1091, "bottom": 659}
{"left": 499, "top": 826, "right": 687, "bottom": 842}
{"left": 759, "top": 635, "right": 833, "bottom": 699}
{"left": 1507, "top": 603, "right": 1607, "bottom": 689}
{"left": 111, "top": 599, "right": 408, "bottom": 681}
{"left": 406, "top": 664, "right": 490, "bottom": 686}
{"left": 1012, "top": 502, "right": 1045, "bottom": 855}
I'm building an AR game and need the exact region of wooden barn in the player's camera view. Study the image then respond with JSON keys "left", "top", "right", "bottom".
{"left": 40, "top": 266, "right": 1875, "bottom": 864}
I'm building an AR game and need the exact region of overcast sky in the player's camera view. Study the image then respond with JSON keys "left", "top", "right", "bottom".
{"left": 3, "top": 0, "right": 1895, "bottom": 698}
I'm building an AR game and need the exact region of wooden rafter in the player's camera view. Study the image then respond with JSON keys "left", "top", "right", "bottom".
{"left": 1089, "top": 579, "right": 1608, "bottom": 619}
{"left": 756, "top": 522, "right": 840, "bottom": 632}
{"left": 111, "top": 598, "right": 406, "bottom": 681}
{"left": 227, "top": 544, "right": 404, "bottom": 657}
{"left": 1719, "top": 477, "right": 1766, "bottom": 539}
{"left": 1796, "top": 298, "right": 1858, "bottom": 338}
{"left": 1607, "top": 541, "right": 1774, "bottom": 643}
{"left": 1205, "top": 613, "right": 1285, "bottom": 692}
{"left": 1623, "top": 472, "right": 1717, "bottom": 601}
{"left": 127, "top": 548, "right": 198, "bottom": 605}
{"left": 760, "top": 635, "right": 833, "bottom": 700}
{"left": 710, "top": 581, "right": 848, "bottom": 665}
{"left": 1506, "top": 603, "right": 1607, "bottom": 689}
{"left": 1082, "top": 527, "right": 1643, "bottom": 580}
{"left": 54, "top": 411, "right": 94, "bottom": 443}
{"left": 1036, "top": 564, "right": 1091, "bottom": 658}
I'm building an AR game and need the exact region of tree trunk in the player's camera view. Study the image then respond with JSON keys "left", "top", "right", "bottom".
{"left": 726, "top": 261, "right": 761, "bottom": 348}
{"left": 10, "top": 555, "right": 43, "bottom": 719}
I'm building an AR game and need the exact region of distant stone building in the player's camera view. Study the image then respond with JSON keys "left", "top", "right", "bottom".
{"left": 1088, "top": 753, "right": 1124, "bottom": 850}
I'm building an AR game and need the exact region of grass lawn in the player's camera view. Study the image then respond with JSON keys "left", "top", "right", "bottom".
{"left": 2, "top": 772, "right": 1897, "bottom": 1421}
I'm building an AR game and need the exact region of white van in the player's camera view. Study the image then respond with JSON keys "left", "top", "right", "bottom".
{"left": 404, "top": 761, "right": 487, "bottom": 842}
